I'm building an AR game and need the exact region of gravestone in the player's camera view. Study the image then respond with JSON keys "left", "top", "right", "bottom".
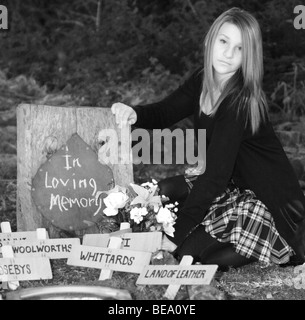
{"left": 17, "top": 104, "right": 133, "bottom": 236}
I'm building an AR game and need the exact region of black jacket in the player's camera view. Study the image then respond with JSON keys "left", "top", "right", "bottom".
{"left": 133, "top": 68, "right": 305, "bottom": 263}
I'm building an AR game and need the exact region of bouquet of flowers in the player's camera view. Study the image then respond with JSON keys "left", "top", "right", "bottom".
{"left": 95, "top": 179, "right": 178, "bottom": 237}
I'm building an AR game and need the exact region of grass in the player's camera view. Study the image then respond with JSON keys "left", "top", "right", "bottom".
{"left": 0, "top": 75, "right": 305, "bottom": 300}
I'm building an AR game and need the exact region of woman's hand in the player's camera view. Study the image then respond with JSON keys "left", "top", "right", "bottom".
{"left": 161, "top": 234, "right": 177, "bottom": 253}
{"left": 111, "top": 102, "right": 137, "bottom": 128}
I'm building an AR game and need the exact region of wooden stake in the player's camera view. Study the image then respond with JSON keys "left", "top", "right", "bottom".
{"left": 98, "top": 222, "right": 130, "bottom": 280}
{"left": 36, "top": 228, "right": 47, "bottom": 240}
{"left": 0, "top": 222, "right": 19, "bottom": 290}
{"left": 163, "top": 255, "right": 193, "bottom": 300}
{"left": 1, "top": 221, "right": 12, "bottom": 233}
{"left": 1, "top": 246, "right": 19, "bottom": 290}
{"left": 98, "top": 237, "right": 122, "bottom": 280}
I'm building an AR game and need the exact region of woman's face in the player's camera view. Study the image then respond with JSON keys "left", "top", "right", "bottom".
{"left": 212, "top": 22, "right": 243, "bottom": 84}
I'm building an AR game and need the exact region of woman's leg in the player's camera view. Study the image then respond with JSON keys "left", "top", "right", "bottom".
{"left": 174, "top": 225, "right": 230, "bottom": 262}
{"left": 158, "top": 177, "right": 257, "bottom": 269}
{"left": 174, "top": 225, "right": 256, "bottom": 270}
{"left": 203, "top": 246, "right": 257, "bottom": 270}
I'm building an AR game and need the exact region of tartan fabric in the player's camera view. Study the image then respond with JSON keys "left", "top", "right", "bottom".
{"left": 186, "top": 178, "right": 294, "bottom": 265}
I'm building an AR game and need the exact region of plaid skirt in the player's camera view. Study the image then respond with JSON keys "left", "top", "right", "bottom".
{"left": 185, "top": 177, "right": 294, "bottom": 265}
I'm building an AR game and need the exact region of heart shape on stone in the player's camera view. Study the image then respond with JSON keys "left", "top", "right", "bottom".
{"left": 32, "top": 133, "right": 114, "bottom": 231}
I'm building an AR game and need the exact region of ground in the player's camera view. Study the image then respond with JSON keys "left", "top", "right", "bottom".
{"left": 1, "top": 76, "right": 305, "bottom": 300}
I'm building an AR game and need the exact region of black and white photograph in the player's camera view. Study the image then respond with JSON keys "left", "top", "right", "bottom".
{"left": 0, "top": 0, "right": 305, "bottom": 306}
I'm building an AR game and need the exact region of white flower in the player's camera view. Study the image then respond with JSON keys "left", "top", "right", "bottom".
{"left": 129, "top": 183, "right": 161, "bottom": 211}
{"left": 156, "top": 207, "right": 176, "bottom": 237}
{"left": 102, "top": 191, "right": 129, "bottom": 216}
{"left": 95, "top": 185, "right": 129, "bottom": 216}
{"left": 165, "top": 203, "right": 175, "bottom": 209}
{"left": 96, "top": 185, "right": 127, "bottom": 198}
{"left": 163, "top": 223, "right": 175, "bottom": 237}
{"left": 156, "top": 207, "right": 175, "bottom": 225}
{"left": 152, "top": 178, "right": 158, "bottom": 185}
{"left": 130, "top": 207, "right": 148, "bottom": 224}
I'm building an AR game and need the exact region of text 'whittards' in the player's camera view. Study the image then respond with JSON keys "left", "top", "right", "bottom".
{"left": 67, "top": 245, "right": 151, "bottom": 274}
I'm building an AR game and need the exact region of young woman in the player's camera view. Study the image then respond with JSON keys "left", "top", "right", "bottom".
{"left": 111, "top": 8, "right": 305, "bottom": 269}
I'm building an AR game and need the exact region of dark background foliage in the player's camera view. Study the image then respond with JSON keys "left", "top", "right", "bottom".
{"left": 0, "top": 0, "right": 304, "bottom": 113}
{"left": 0, "top": 1, "right": 305, "bottom": 300}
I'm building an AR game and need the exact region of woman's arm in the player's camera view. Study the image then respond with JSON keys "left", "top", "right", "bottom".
{"left": 132, "top": 68, "right": 202, "bottom": 129}
{"left": 168, "top": 98, "right": 248, "bottom": 246}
